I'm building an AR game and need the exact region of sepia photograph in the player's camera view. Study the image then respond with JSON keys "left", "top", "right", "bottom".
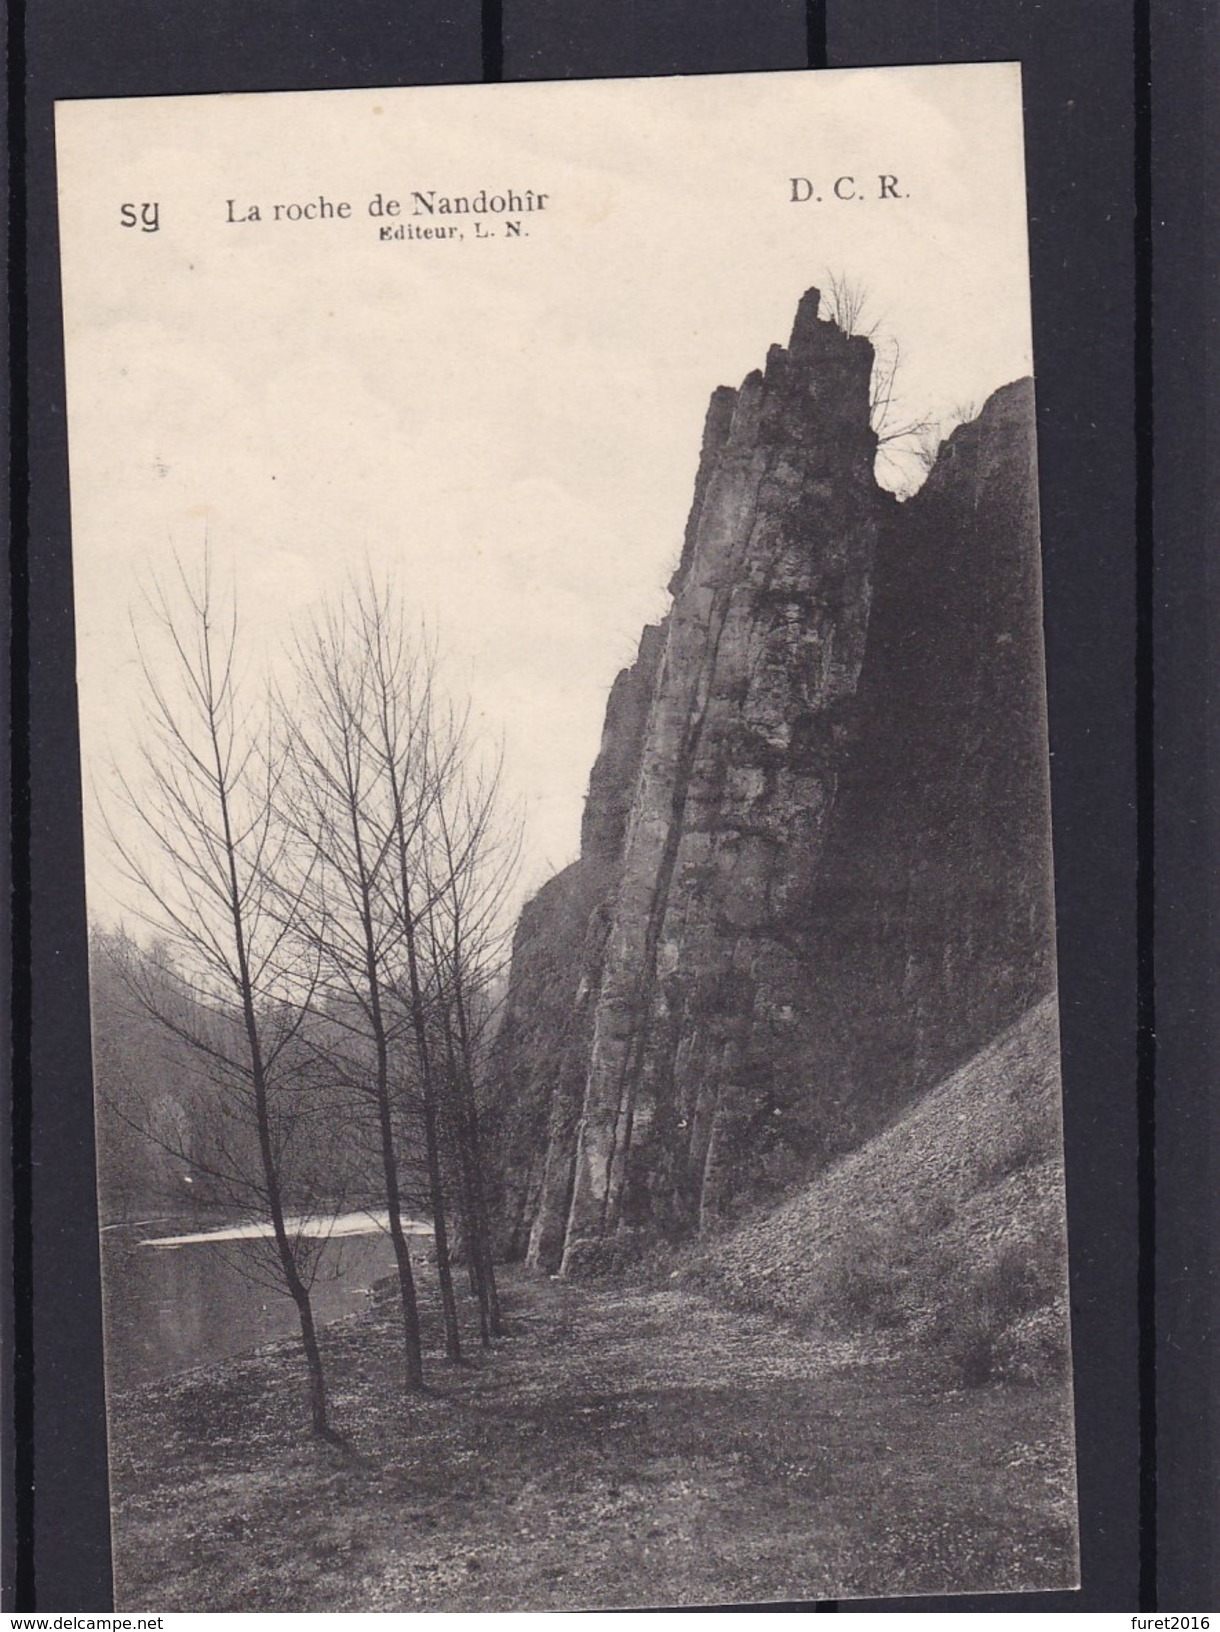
{"left": 55, "top": 63, "right": 1079, "bottom": 1608}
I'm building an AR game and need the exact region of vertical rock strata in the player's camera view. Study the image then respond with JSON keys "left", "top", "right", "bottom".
{"left": 796, "top": 376, "right": 1054, "bottom": 1152}
{"left": 489, "top": 624, "right": 666, "bottom": 1265}
{"left": 491, "top": 289, "right": 1055, "bottom": 1273}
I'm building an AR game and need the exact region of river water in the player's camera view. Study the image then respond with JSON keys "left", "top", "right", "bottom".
{"left": 100, "top": 1210, "right": 429, "bottom": 1387}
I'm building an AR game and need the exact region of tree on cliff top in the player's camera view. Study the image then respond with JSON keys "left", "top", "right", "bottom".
{"left": 821, "top": 272, "right": 940, "bottom": 496}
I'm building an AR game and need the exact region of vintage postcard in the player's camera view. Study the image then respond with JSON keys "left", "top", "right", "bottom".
{"left": 56, "top": 63, "right": 1079, "bottom": 1608}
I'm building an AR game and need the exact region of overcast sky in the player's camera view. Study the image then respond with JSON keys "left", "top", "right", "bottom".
{"left": 57, "top": 63, "right": 1033, "bottom": 923}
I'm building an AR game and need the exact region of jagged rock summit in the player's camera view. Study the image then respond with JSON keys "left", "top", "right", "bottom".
{"left": 491, "top": 289, "right": 1055, "bottom": 1275}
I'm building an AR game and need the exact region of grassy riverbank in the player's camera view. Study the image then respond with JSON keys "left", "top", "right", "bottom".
{"left": 109, "top": 1269, "right": 1077, "bottom": 1610}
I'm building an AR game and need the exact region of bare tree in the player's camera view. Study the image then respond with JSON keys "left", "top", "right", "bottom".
{"left": 821, "top": 273, "right": 939, "bottom": 494}
{"left": 821, "top": 272, "right": 878, "bottom": 340}
{"left": 278, "top": 577, "right": 522, "bottom": 1375}
{"left": 103, "top": 555, "right": 338, "bottom": 1438}
{"left": 418, "top": 710, "right": 520, "bottom": 1344}
{"left": 281, "top": 577, "right": 521, "bottom": 1367}
{"left": 108, "top": 556, "right": 521, "bottom": 1413}
{"left": 277, "top": 601, "right": 439, "bottom": 1386}
{"left": 359, "top": 597, "right": 464, "bottom": 1369}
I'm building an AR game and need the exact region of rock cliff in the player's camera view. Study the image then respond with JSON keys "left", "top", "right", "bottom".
{"left": 491, "top": 288, "right": 1055, "bottom": 1274}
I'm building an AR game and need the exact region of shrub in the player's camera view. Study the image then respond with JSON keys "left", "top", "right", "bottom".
{"left": 988, "top": 1236, "right": 1052, "bottom": 1320}
{"left": 991, "top": 1303, "right": 1072, "bottom": 1385}
{"left": 942, "top": 1308, "right": 1000, "bottom": 1387}
{"left": 819, "top": 1226, "right": 912, "bottom": 1332}
{"left": 976, "top": 1102, "right": 1057, "bottom": 1185}
{"left": 921, "top": 1227, "right": 1066, "bottom": 1387}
